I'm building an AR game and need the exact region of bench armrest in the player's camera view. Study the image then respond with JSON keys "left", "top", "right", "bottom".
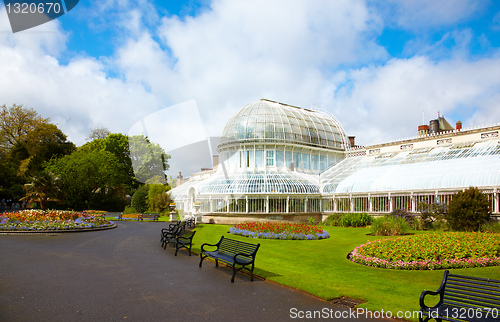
{"left": 233, "top": 252, "right": 255, "bottom": 264}
{"left": 200, "top": 242, "right": 219, "bottom": 252}
{"left": 419, "top": 289, "right": 442, "bottom": 309}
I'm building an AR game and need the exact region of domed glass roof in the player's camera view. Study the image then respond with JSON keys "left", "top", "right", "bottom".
{"left": 219, "top": 99, "right": 350, "bottom": 150}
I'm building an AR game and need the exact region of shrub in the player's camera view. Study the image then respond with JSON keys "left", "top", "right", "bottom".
{"left": 446, "top": 187, "right": 491, "bottom": 231}
{"left": 371, "top": 217, "right": 410, "bottom": 236}
{"left": 323, "top": 213, "right": 372, "bottom": 227}
{"left": 418, "top": 202, "right": 448, "bottom": 230}
{"left": 339, "top": 213, "right": 372, "bottom": 227}
{"left": 323, "top": 214, "right": 344, "bottom": 226}
{"left": 131, "top": 185, "right": 149, "bottom": 213}
{"left": 387, "top": 209, "right": 417, "bottom": 227}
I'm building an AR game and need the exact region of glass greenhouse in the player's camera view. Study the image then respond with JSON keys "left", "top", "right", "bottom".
{"left": 170, "top": 99, "right": 500, "bottom": 223}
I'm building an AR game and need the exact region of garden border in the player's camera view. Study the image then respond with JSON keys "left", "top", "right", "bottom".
{"left": 0, "top": 223, "right": 117, "bottom": 235}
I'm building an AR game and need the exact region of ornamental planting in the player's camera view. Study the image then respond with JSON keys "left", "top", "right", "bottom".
{"left": 0, "top": 210, "right": 113, "bottom": 231}
{"left": 229, "top": 221, "right": 330, "bottom": 240}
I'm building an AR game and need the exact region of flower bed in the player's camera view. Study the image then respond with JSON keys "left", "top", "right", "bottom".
{"left": 350, "top": 232, "right": 500, "bottom": 270}
{"left": 229, "top": 221, "right": 330, "bottom": 240}
{"left": 0, "top": 210, "right": 114, "bottom": 231}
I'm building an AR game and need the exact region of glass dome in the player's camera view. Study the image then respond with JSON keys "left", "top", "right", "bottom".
{"left": 219, "top": 99, "right": 350, "bottom": 150}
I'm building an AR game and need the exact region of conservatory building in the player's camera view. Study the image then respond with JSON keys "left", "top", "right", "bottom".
{"left": 170, "top": 99, "right": 500, "bottom": 223}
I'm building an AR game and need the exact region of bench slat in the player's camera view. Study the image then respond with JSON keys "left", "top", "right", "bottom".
{"left": 445, "top": 287, "right": 500, "bottom": 302}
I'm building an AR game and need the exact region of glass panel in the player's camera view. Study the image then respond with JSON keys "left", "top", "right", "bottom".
{"left": 276, "top": 149, "right": 284, "bottom": 167}
{"left": 302, "top": 153, "right": 310, "bottom": 170}
{"left": 293, "top": 151, "right": 301, "bottom": 169}
{"left": 255, "top": 150, "right": 264, "bottom": 167}
{"left": 266, "top": 150, "right": 274, "bottom": 166}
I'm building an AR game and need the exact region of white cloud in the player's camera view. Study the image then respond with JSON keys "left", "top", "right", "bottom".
{"left": 332, "top": 56, "right": 500, "bottom": 145}
{"left": 1, "top": 0, "right": 500, "bottom": 176}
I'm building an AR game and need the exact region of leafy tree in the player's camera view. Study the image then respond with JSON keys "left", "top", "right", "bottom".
{"left": 81, "top": 133, "right": 138, "bottom": 190}
{"left": 0, "top": 104, "right": 49, "bottom": 153}
{"left": 21, "top": 171, "right": 62, "bottom": 210}
{"left": 446, "top": 187, "right": 491, "bottom": 231}
{"left": 129, "top": 135, "right": 170, "bottom": 184}
{"left": 13, "top": 123, "right": 75, "bottom": 176}
{"left": 131, "top": 185, "right": 149, "bottom": 213}
{"left": 47, "top": 148, "right": 129, "bottom": 211}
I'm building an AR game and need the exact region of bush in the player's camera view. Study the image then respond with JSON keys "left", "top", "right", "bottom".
{"left": 371, "top": 217, "right": 410, "bottom": 236}
{"left": 418, "top": 202, "right": 448, "bottom": 230}
{"left": 387, "top": 209, "right": 417, "bottom": 227}
{"left": 131, "top": 185, "right": 149, "bottom": 213}
{"left": 323, "top": 213, "right": 372, "bottom": 227}
{"left": 340, "top": 213, "right": 372, "bottom": 227}
{"left": 323, "top": 214, "right": 344, "bottom": 226}
{"left": 446, "top": 187, "right": 491, "bottom": 231}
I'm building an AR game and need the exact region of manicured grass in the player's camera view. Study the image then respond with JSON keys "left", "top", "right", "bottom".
{"left": 191, "top": 224, "right": 500, "bottom": 320}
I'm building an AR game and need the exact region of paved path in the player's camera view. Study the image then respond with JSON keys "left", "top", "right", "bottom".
{"left": 0, "top": 222, "right": 392, "bottom": 321}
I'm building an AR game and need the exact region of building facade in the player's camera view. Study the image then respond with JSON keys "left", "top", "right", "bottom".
{"left": 170, "top": 99, "right": 500, "bottom": 223}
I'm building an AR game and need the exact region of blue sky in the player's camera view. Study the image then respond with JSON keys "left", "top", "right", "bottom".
{"left": 1, "top": 0, "right": 500, "bottom": 176}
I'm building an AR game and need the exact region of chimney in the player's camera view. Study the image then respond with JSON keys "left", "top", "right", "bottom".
{"left": 456, "top": 120, "right": 462, "bottom": 131}
{"left": 348, "top": 136, "right": 355, "bottom": 147}
{"left": 418, "top": 125, "right": 430, "bottom": 137}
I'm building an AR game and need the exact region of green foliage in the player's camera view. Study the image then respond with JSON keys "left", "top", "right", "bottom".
{"left": 307, "top": 216, "right": 315, "bottom": 225}
{"left": 323, "top": 213, "right": 372, "bottom": 227}
{"left": 147, "top": 184, "right": 171, "bottom": 213}
{"left": 339, "top": 213, "right": 372, "bottom": 227}
{"left": 371, "top": 217, "right": 410, "bottom": 236}
{"left": 123, "top": 205, "right": 137, "bottom": 214}
{"left": 131, "top": 185, "right": 149, "bottom": 213}
{"left": 481, "top": 221, "right": 500, "bottom": 233}
{"left": 47, "top": 148, "right": 128, "bottom": 211}
{"left": 128, "top": 135, "right": 170, "bottom": 184}
{"left": 418, "top": 202, "right": 448, "bottom": 230}
{"left": 446, "top": 187, "right": 491, "bottom": 231}
{"left": 322, "top": 213, "right": 345, "bottom": 226}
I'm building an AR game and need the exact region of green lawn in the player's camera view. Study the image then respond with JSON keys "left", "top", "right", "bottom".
{"left": 191, "top": 224, "right": 500, "bottom": 320}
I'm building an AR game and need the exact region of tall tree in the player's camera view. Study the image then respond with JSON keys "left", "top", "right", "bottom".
{"left": 0, "top": 104, "right": 49, "bottom": 153}
{"left": 129, "top": 135, "right": 170, "bottom": 184}
{"left": 86, "top": 127, "right": 111, "bottom": 141}
{"left": 47, "top": 148, "right": 129, "bottom": 211}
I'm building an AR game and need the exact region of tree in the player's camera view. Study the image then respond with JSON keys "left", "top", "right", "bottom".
{"left": 81, "top": 133, "right": 138, "bottom": 190}
{"left": 86, "top": 127, "right": 111, "bottom": 141}
{"left": 0, "top": 104, "right": 50, "bottom": 153}
{"left": 128, "top": 135, "right": 170, "bottom": 183}
{"left": 446, "top": 187, "right": 491, "bottom": 231}
{"left": 47, "top": 148, "right": 129, "bottom": 211}
{"left": 22, "top": 171, "right": 62, "bottom": 210}
{"left": 13, "top": 123, "right": 75, "bottom": 176}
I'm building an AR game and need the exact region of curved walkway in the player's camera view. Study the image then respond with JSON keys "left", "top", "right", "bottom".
{"left": 0, "top": 221, "right": 393, "bottom": 321}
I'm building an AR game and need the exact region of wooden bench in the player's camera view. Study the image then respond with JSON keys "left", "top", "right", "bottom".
{"left": 174, "top": 230, "right": 196, "bottom": 256}
{"left": 115, "top": 214, "right": 143, "bottom": 221}
{"left": 199, "top": 236, "right": 260, "bottom": 282}
{"left": 420, "top": 270, "right": 500, "bottom": 322}
{"left": 140, "top": 213, "right": 159, "bottom": 221}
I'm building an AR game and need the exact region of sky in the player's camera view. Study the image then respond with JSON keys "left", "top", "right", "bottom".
{"left": 1, "top": 0, "right": 500, "bottom": 178}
